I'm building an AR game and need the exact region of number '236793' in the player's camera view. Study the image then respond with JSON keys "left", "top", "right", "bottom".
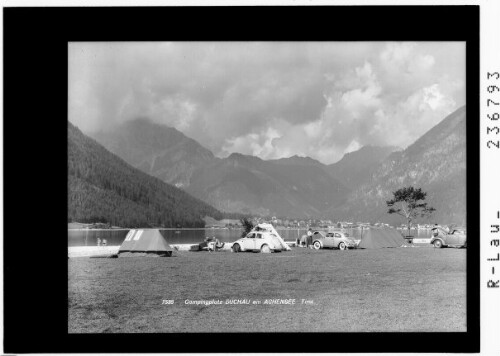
{"left": 487, "top": 72, "right": 500, "bottom": 149}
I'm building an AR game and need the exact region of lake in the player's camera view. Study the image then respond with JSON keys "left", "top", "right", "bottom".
{"left": 67, "top": 228, "right": 433, "bottom": 247}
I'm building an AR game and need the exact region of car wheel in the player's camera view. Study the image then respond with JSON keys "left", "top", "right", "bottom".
{"left": 338, "top": 242, "right": 347, "bottom": 250}
{"left": 313, "top": 241, "right": 322, "bottom": 250}
{"left": 261, "top": 244, "right": 271, "bottom": 253}
{"left": 433, "top": 240, "right": 443, "bottom": 248}
{"left": 232, "top": 243, "right": 241, "bottom": 253}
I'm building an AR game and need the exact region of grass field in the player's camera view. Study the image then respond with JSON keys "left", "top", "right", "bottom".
{"left": 68, "top": 246, "right": 466, "bottom": 333}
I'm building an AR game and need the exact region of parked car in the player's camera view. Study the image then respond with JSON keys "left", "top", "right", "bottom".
{"left": 232, "top": 231, "right": 284, "bottom": 253}
{"left": 310, "top": 231, "right": 357, "bottom": 250}
{"left": 430, "top": 227, "right": 467, "bottom": 248}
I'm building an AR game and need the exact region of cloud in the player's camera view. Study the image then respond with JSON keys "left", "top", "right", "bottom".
{"left": 365, "top": 83, "right": 457, "bottom": 147}
{"left": 69, "top": 42, "right": 465, "bottom": 164}
{"left": 345, "top": 139, "right": 362, "bottom": 154}
{"left": 222, "top": 127, "right": 282, "bottom": 159}
{"left": 340, "top": 62, "right": 382, "bottom": 118}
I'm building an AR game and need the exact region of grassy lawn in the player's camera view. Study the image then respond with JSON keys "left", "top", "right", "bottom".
{"left": 68, "top": 246, "right": 466, "bottom": 333}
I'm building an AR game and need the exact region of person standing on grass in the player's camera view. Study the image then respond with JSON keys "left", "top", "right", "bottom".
{"left": 306, "top": 228, "right": 313, "bottom": 248}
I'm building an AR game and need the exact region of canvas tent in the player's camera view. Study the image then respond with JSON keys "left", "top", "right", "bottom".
{"left": 119, "top": 229, "right": 174, "bottom": 256}
{"left": 251, "top": 223, "right": 291, "bottom": 251}
{"left": 357, "top": 227, "right": 406, "bottom": 249}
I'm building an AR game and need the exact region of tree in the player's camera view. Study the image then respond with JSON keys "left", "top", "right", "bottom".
{"left": 240, "top": 217, "right": 254, "bottom": 237}
{"left": 386, "top": 186, "right": 436, "bottom": 237}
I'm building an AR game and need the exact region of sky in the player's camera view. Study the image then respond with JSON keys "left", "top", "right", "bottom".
{"left": 69, "top": 42, "right": 465, "bottom": 164}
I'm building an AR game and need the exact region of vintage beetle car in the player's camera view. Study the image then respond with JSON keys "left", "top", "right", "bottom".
{"left": 430, "top": 227, "right": 467, "bottom": 248}
{"left": 310, "top": 230, "right": 357, "bottom": 250}
{"left": 232, "top": 231, "right": 284, "bottom": 253}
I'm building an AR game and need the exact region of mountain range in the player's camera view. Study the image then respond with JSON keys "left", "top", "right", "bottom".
{"left": 93, "top": 121, "right": 356, "bottom": 218}
{"left": 329, "top": 105, "right": 466, "bottom": 225}
{"left": 86, "top": 105, "right": 466, "bottom": 224}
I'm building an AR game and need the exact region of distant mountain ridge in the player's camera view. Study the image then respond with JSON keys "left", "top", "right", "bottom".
{"left": 91, "top": 120, "right": 354, "bottom": 217}
{"left": 330, "top": 106, "right": 466, "bottom": 225}
{"left": 269, "top": 155, "right": 325, "bottom": 168}
{"left": 88, "top": 107, "right": 465, "bottom": 223}
{"left": 186, "top": 152, "right": 350, "bottom": 217}
{"left": 326, "top": 145, "right": 399, "bottom": 189}
{"left": 68, "top": 121, "right": 223, "bottom": 227}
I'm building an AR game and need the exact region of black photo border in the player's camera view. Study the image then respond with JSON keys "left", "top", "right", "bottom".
{"left": 3, "top": 5, "right": 480, "bottom": 353}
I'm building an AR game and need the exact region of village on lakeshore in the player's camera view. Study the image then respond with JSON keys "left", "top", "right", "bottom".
{"left": 68, "top": 217, "right": 463, "bottom": 232}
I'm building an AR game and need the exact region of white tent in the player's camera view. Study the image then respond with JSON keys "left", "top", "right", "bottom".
{"left": 251, "top": 223, "right": 291, "bottom": 251}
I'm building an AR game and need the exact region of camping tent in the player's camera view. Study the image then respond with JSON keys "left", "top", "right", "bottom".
{"left": 251, "top": 223, "right": 291, "bottom": 251}
{"left": 357, "top": 227, "right": 406, "bottom": 249}
{"left": 119, "top": 229, "right": 174, "bottom": 256}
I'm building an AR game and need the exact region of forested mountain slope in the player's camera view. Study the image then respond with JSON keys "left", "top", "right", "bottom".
{"left": 68, "top": 121, "right": 223, "bottom": 227}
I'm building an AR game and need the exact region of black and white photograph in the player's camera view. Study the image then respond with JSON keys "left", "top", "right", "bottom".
{"left": 68, "top": 41, "right": 468, "bottom": 333}
{"left": 4, "top": 3, "right": 496, "bottom": 354}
